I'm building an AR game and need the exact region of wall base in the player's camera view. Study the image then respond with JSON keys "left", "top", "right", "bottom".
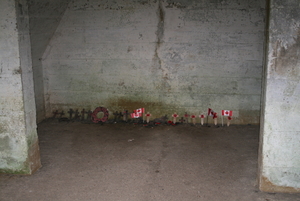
{"left": 259, "top": 176, "right": 300, "bottom": 193}
{"left": 27, "top": 139, "right": 42, "bottom": 174}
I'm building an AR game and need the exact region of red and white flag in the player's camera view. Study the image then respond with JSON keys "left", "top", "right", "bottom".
{"left": 131, "top": 113, "right": 141, "bottom": 118}
{"left": 208, "top": 108, "right": 214, "bottom": 116}
{"left": 134, "top": 108, "right": 145, "bottom": 114}
{"left": 222, "top": 110, "right": 232, "bottom": 117}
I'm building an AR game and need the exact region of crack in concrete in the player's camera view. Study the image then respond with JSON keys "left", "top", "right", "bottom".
{"left": 157, "top": 1, "right": 165, "bottom": 46}
{"left": 153, "top": 0, "right": 165, "bottom": 72}
{"left": 153, "top": 1, "right": 172, "bottom": 91}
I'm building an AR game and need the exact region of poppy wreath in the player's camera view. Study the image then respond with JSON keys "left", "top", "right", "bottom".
{"left": 91, "top": 107, "right": 109, "bottom": 123}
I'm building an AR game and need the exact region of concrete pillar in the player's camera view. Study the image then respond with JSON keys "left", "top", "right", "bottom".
{"left": 259, "top": 0, "right": 300, "bottom": 192}
{"left": 0, "top": 0, "right": 41, "bottom": 174}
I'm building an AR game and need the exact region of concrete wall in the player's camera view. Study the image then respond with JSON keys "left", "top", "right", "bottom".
{"left": 42, "top": 0, "right": 265, "bottom": 124}
{"left": 28, "top": 0, "right": 71, "bottom": 122}
{"left": 0, "top": 0, "right": 41, "bottom": 174}
{"left": 259, "top": 0, "right": 300, "bottom": 192}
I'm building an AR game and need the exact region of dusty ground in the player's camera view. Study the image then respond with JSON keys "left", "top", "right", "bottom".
{"left": 1, "top": 120, "right": 300, "bottom": 201}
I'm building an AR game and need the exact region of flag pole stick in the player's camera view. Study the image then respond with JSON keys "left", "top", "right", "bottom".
{"left": 207, "top": 109, "right": 209, "bottom": 126}
{"left": 199, "top": 111, "right": 200, "bottom": 126}
{"left": 222, "top": 112, "right": 224, "bottom": 127}
{"left": 142, "top": 108, "right": 145, "bottom": 123}
{"left": 206, "top": 115, "right": 209, "bottom": 126}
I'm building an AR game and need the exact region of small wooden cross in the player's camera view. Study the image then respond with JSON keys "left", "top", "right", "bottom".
{"left": 191, "top": 115, "right": 196, "bottom": 125}
{"left": 118, "top": 111, "right": 123, "bottom": 121}
{"left": 199, "top": 114, "right": 205, "bottom": 125}
{"left": 59, "top": 110, "right": 65, "bottom": 118}
{"left": 123, "top": 110, "right": 129, "bottom": 122}
{"left": 52, "top": 110, "right": 59, "bottom": 118}
{"left": 145, "top": 112, "right": 151, "bottom": 123}
{"left": 87, "top": 110, "right": 93, "bottom": 121}
{"left": 113, "top": 111, "right": 119, "bottom": 122}
{"left": 74, "top": 109, "right": 80, "bottom": 120}
{"left": 81, "top": 109, "right": 86, "bottom": 121}
{"left": 172, "top": 113, "right": 179, "bottom": 124}
{"left": 68, "top": 109, "right": 74, "bottom": 119}
{"left": 184, "top": 112, "right": 189, "bottom": 123}
{"left": 227, "top": 116, "right": 232, "bottom": 127}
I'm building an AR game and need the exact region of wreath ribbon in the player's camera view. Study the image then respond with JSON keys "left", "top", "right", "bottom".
{"left": 91, "top": 107, "right": 109, "bottom": 123}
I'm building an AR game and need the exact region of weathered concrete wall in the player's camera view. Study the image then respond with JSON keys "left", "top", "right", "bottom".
{"left": 28, "top": 0, "right": 71, "bottom": 122}
{"left": 0, "top": 0, "right": 41, "bottom": 174}
{"left": 43, "top": 0, "right": 265, "bottom": 124}
{"left": 259, "top": 0, "right": 300, "bottom": 192}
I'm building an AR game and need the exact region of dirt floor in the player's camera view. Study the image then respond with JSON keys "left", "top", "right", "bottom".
{"left": 1, "top": 120, "right": 300, "bottom": 201}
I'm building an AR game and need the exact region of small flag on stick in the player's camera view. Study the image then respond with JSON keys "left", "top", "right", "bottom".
{"left": 207, "top": 108, "right": 215, "bottom": 126}
{"left": 208, "top": 108, "right": 214, "bottom": 116}
{"left": 222, "top": 110, "right": 233, "bottom": 126}
{"left": 134, "top": 108, "right": 145, "bottom": 114}
{"left": 131, "top": 112, "right": 141, "bottom": 118}
{"left": 131, "top": 108, "right": 145, "bottom": 121}
{"left": 222, "top": 110, "right": 232, "bottom": 117}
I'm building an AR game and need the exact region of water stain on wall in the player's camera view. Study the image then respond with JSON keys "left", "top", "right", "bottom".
{"left": 271, "top": 29, "right": 300, "bottom": 80}
{"left": 108, "top": 98, "right": 162, "bottom": 109}
{"left": 153, "top": 1, "right": 173, "bottom": 92}
{"left": 106, "top": 97, "right": 180, "bottom": 118}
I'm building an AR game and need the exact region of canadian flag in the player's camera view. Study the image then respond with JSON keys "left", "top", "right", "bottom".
{"left": 213, "top": 112, "right": 218, "bottom": 119}
{"left": 134, "top": 108, "right": 145, "bottom": 114}
{"left": 222, "top": 110, "right": 233, "bottom": 117}
{"left": 131, "top": 113, "right": 141, "bottom": 118}
{"left": 208, "top": 108, "right": 214, "bottom": 116}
